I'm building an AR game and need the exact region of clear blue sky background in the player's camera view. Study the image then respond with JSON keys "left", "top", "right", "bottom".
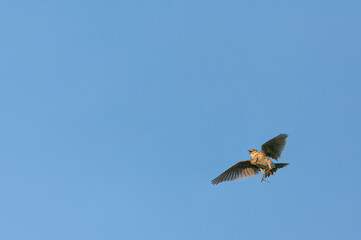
{"left": 1, "top": 1, "right": 360, "bottom": 239}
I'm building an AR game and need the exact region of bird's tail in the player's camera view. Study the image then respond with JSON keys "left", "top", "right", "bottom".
{"left": 265, "top": 163, "right": 289, "bottom": 178}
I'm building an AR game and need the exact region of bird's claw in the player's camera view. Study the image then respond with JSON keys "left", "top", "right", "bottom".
{"left": 261, "top": 178, "right": 271, "bottom": 183}
{"left": 265, "top": 169, "right": 274, "bottom": 177}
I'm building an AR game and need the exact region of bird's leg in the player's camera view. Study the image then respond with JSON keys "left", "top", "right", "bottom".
{"left": 265, "top": 163, "right": 273, "bottom": 176}
{"left": 265, "top": 169, "right": 273, "bottom": 176}
{"left": 260, "top": 169, "right": 270, "bottom": 183}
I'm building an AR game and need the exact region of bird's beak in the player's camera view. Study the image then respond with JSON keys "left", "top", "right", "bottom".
{"left": 248, "top": 150, "right": 251, "bottom": 153}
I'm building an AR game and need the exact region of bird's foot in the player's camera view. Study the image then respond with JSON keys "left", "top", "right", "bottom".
{"left": 261, "top": 178, "right": 271, "bottom": 183}
{"left": 265, "top": 169, "right": 273, "bottom": 177}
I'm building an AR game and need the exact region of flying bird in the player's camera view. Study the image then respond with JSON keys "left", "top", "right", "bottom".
{"left": 211, "top": 134, "right": 289, "bottom": 184}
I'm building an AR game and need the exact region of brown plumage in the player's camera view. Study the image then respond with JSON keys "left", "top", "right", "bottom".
{"left": 211, "top": 134, "right": 289, "bottom": 184}
{"left": 261, "top": 133, "right": 288, "bottom": 160}
{"left": 211, "top": 160, "right": 260, "bottom": 185}
{"left": 264, "top": 163, "right": 289, "bottom": 178}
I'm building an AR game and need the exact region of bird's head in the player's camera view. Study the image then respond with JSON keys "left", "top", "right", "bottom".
{"left": 248, "top": 148, "right": 257, "bottom": 154}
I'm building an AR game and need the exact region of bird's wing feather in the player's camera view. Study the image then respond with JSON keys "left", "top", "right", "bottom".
{"left": 261, "top": 134, "right": 288, "bottom": 160}
{"left": 211, "top": 160, "right": 259, "bottom": 185}
{"left": 265, "top": 162, "right": 290, "bottom": 178}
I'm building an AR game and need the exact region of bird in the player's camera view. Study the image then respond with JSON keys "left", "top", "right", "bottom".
{"left": 211, "top": 134, "right": 289, "bottom": 184}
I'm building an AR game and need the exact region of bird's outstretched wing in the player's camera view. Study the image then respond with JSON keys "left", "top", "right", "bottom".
{"left": 261, "top": 133, "right": 288, "bottom": 160}
{"left": 211, "top": 160, "right": 260, "bottom": 185}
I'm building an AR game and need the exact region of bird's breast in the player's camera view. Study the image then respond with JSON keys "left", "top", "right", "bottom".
{"left": 251, "top": 153, "right": 272, "bottom": 169}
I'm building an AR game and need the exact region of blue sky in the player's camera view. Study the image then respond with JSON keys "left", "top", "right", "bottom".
{"left": 1, "top": 1, "right": 361, "bottom": 239}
